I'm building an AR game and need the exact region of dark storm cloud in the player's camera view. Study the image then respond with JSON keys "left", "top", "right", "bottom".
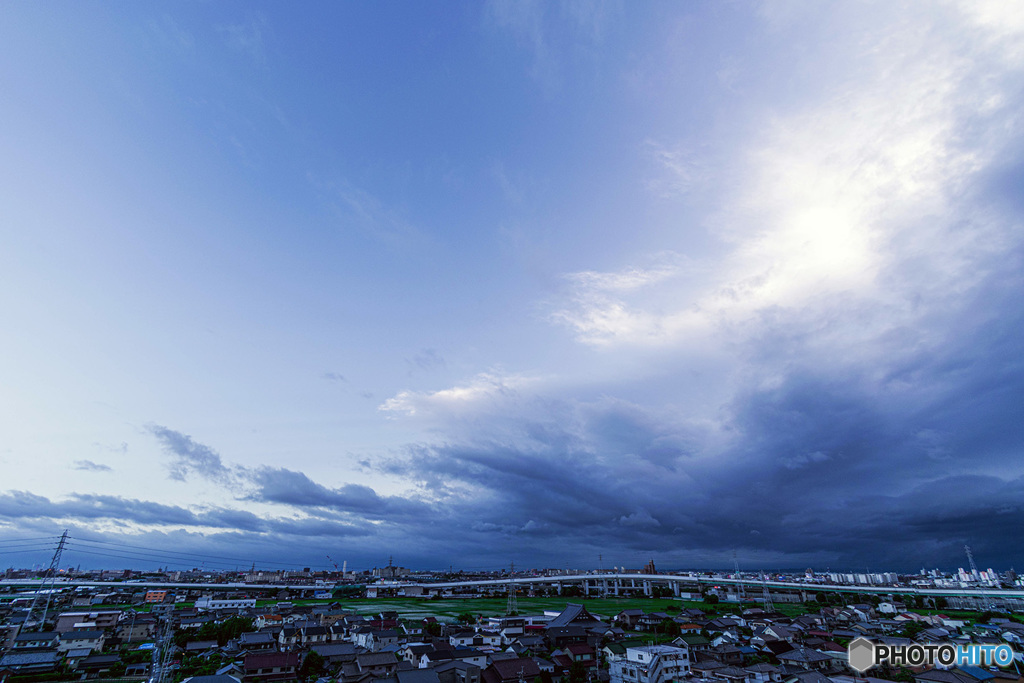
{"left": 143, "top": 425, "right": 430, "bottom": 521}
{"left": 374, "top": 267, "right": 1024, "bottom": 571}
{"left": 0, "top": 491, "right": 375, "bottom": 542}
{"left": 247, "top": 466, "right": 433, "bottom": 519}
{"left": 37, "top": 231, "right": 1024, "bottom": 571}
{"left": 0, "top": 491, "right": 253, "bottom": 529}
{"left": 146, "top": 424, "right": 233, "bottom": 483}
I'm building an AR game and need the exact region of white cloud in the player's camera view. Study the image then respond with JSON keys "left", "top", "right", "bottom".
{"left": 619, "top": 509, "right": 661, "bottom": 527}
{"left": 552, "top": 2, "right": 1024, "bottom": 355}
{"left": 644, "top": 140, "right": 709, "bottom": 198}
{"left": 784, "top": 451, "right": 830, "bottom": 470}
{"left": 379, "top": 371, "right": 541, "bottom": 417}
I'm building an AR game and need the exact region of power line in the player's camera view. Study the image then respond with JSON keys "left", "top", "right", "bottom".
{"left": 0, "top": 548, "right": 60, "bottom": 556}
{"left": 0, "top": 537, "right": 60, "bottom": 545}
{"left": 63, "top": 548, "right": 247, "bottom": 570}
{"left": 68, "top": 537, "right": 330, "bottom": 568}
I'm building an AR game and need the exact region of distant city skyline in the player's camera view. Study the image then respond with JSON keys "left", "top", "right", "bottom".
{"left": 2, "top": 2, "right": 1024, "bottom": 572}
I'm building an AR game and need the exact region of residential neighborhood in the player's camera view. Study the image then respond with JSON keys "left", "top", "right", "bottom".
{"left": 3, "top": 577, "right": 1024, "bottom": 683}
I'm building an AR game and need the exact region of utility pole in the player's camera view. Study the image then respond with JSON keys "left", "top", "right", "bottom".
{"left": 26, "top": 530, "right": 68, "bottom": 630}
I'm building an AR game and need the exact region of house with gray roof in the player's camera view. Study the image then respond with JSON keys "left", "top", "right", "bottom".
{"left": 0, "top": 651, "right": 61, "bottom": 675}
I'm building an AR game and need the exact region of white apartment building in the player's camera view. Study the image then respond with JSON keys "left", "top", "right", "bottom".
{"left": 194, "top": 597, "right": 257, "bottom": 610}
{"left": 610, "top": 645, "right": 690, "bottom": 683}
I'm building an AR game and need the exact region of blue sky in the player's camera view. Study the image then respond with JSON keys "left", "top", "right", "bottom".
{"left": 2, "top": 1, "right": 1023, "bottom": 574}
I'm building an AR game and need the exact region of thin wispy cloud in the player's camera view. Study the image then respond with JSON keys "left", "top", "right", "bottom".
{"left": 321, "top": 371, "right": 347, "bottom": 382}
{"left": 315, "top": 177, "right": 425, "bottom": 248}
{"left": 406, "top": 348, "right": 446, "bottom": 374}
{"left": 220, "top": 14, "right": 268, "bottom": 63}
{"left": 73, "top": 460, "right": 113, "bottom": 472}
{"left": 146, "top": 424, "right": 234, "bottom": 484}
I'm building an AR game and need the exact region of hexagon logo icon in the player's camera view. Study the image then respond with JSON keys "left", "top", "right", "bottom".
{"left": 848, "top": 637, "right": 875, "bottom": 672}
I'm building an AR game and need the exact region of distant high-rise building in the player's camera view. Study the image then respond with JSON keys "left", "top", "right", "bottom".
{"left": 642, "top": 559, "right": 657, "bottom": 575}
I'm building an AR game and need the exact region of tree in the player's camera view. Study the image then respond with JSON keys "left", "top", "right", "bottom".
{"left": 562, "top": 584, "right": 583, "bottom": 598}
{"left": 568, "top": 661, "right": 587, "bottom": 683}
{"left": 899, "top": 621, "right": 924, "bottom": 639}
{"left": 175, "top": 653, "right": 227, "bottom": 682}
{"left": 425, "top": 621, "right": 443, "bottom": 637}
{"left": 218, "top": 617, "right": 256, "bottom": 646}
{"left": 657, "top": 619, "right": 680, "bottom": 636}
{"left": 705, "top": 594, "right": 720, "bottom": 604}
{"left": 299, "top": 651, "right": 325, "bottom": 681}
{"left": 174, "top": 616, "right": 255, "bottom": 649}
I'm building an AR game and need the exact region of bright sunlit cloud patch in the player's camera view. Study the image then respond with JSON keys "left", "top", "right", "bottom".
{"left": 379, "top": 371, "right": 543, "bottom": 417}
{"left": 553, "top": 0, "right": 1023, "bottom": 355}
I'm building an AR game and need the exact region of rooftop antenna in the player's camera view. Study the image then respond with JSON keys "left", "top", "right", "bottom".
{"left": 506, "top": 561, "right": 518, "bottom": 615}
{"left": 26, "top": 530, "right": 68, "bottom": 630}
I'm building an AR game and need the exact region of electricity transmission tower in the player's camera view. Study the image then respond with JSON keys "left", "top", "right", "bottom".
{"left": 761, "top": 571, "right": 774, "bottom": 612}
{"left": 506, "top": 562, "right": 518, "bottom": 615}
{"left": 733, "top": 551, "right": 745, "bottom": 602}
{"left": 151, "top": 616, "right": 175, "bottom": 683}
{"left": 965, "top": 545, "right": 979, "bottom": 579}
{"left": 25, "top": 530, "right": 68, "bottom": 630}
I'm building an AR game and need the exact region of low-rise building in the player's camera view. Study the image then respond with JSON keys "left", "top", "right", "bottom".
{"left": 54, "top": 610, "right": 121, "bottom": 633}
{"left": 57, "top": 629, "right": 105, "bottom": 653}
{"left": 609, "top": 645, "right": 690, "bottom": 683}
{"left": 243, "top": 652, "right": 300, "bottom": 682}
{"left": 196, "top": 598, "right": 257, "bottom": 610}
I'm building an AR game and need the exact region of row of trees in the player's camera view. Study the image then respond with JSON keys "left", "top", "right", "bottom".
{"left": 173, "top": 616, "right": 256, "bottom": 648}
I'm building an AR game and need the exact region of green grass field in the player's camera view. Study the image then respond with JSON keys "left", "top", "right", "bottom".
{"left": 242, "top": 594, "right": 826, "bottom": 621}
{"left": 317, "top": 596, "right": 770, "bottom": 620}
{"left": 324, "top": 596, "right": 682, "bottom": 620}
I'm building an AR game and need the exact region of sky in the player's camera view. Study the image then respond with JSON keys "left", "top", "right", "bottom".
{"left": 1, "top": 1, "right": 1023, "bottom": 575}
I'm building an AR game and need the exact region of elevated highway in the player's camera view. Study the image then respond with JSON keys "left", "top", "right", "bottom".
{"left": 3, "top": 573, "right": 1022, "bottom": 602}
